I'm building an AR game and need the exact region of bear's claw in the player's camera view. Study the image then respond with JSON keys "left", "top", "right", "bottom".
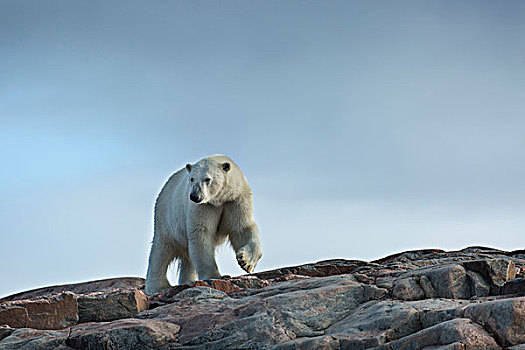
{"left": 236, "top": 251, "right": 254, "bottom": 273}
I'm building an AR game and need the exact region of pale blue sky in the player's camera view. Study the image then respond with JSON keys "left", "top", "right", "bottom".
{"left": 1, "top": 1, "right": 524, "bottom": 297}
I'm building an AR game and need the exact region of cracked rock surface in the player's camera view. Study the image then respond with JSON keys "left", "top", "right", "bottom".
{"left": 1, "top": 246, "right": 524, "bottom": 349}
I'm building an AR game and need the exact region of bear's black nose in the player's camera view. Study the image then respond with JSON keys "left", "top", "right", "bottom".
{"left": 190, "top": 193, "right": 202, "bottom": 203}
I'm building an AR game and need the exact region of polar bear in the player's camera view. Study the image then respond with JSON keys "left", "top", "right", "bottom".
{"left": 145, "top": 154, "right": 263, "bottom": 295}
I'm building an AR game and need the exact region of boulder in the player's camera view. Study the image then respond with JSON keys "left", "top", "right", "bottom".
{"left": 66, "top": 318, "right": 180, "bottom": 349}
{"left": 77, "top": 289, "right": 149, "bottom": 323}
{"left": 464, "top": 297, "right": 525, "bottom": 347}
{"left": 400, "top": 264, "right": 470, "bottom": 299}
{"left": 378, "top": 318, "right": 501, "bottom": 349}
{"left": 503, "top": 278, "right": 525, "bottom": 295}
{"left": 463, "top": 259, "right": 517, "bottom": 294}
{"left": 0, "top": 328, "right": 70, "bottom": 350}
{"left": 0, "top": 292, "right": 78, "bottom": 330}
{"left": 392, "top": 277, "right": 425, "bottom": 301}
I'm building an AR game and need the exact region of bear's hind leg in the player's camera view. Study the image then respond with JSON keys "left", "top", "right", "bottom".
{"left": 145, "top": 237, "right": 176, "bottom": 295}
{"left": 178, "top": 257, "right": 198, "bottom": 285}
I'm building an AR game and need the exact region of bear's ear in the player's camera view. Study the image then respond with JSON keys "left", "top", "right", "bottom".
{"left": 221, "top": 162, "right": 231, "bottom": 172}
{"left": 185, "top": 164, "right": 192, "bottom": 173}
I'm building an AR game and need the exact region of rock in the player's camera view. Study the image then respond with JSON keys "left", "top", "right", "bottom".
{"left": 66, "top": 318, "right": 180, "bottom": 349}
{"left": 508, "top": 260, "right": 518, "bottom": 281}
{"left": 77, "top": 289, "right": 149, "bottom": 323}
{"left": 419, "top": 275, "right": 438, "bottom": 298}
{"left": 504, "top": 278, "right": 525, "bottom": 295}
{"left": 463, "top": 296, "right": 525, "bottom": 347}
{"left": 138, "top": 276, "right": 387, "bottom": 348}
{"left": 401, "top": 264, "right": 470, "bottom": 299}
{"left": 467, "top": 270, "right": 491, "bottom": 297}
{"left": 0, "top": 325, "right": 14, "bottom": 341}
{"left": 1, "top": 277, "right": 145, "bottom": 302}
{"left": 229, "top": 275, "right": 271, "bottom": 289}
{"left": 463, "top": 259, "right": 516, "bottom": 294}
{"left": 272, "top": 334, "right": 340, "bottom": 349}
{"left": 376, "top": 276, "right": 396, "bottom": 290}
{"left": 378, "top": 318, "right": 501, "bottom": 349}
{"left": 2, "top": 246, "right": 525, "bottom": 349}
{"left": 392, "top": 277, "right": 425, "bottom": 301}
{"left": 252, "top": 259, "right": 367, "bottom": 279}
{"left": 0, "top": 292, "right": 78, "bottom": 330}
{"left": 372, "top": 249, "right": 446, "bottom": 264}
{"left": 327, "top": 300, "right": 422, "bottom": 343}
{"left": 0, "top": 328, "right": 70, "bottom": 349}
{"left": 206, "top": 279, "right": 243, "bottom": 294}
{"left": 149, "top": 278, "right": 248, "bottom": 307}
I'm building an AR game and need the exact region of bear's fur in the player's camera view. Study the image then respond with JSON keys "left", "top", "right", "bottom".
{"left": 145, "top": 154, "right": 262, "bottom": 295}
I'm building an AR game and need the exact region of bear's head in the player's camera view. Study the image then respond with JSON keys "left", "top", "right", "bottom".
{"left": 185, "top": 160, "right": 230, "bottom": 204}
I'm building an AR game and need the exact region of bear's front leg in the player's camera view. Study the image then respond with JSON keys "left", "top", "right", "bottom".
{"left": 188, "top": 226, "right": 222, "bottom": 280}
{"left": 230, "top": 223, "right": 263, "bottom": 273}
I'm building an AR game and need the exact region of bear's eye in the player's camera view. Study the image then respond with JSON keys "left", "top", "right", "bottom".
{"left": 190, "top": 178, "right": 194, "bottom": 183}
{"left": 204, "top": 178, "right": 211, "bottom": 183}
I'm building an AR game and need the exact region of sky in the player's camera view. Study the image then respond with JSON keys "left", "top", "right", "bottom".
{"left": 1, "top": 1, "right": 524, "bottom": 298}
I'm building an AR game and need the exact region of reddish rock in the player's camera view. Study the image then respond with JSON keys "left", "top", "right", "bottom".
{"left": 1, "top": 277, "right": 145, "bottom": 302}
{"left": 270, "top": 273, "right": 309, "bottom": 283}
{"left": 0, "top": 292, "right": 78, "bottom": 330}
{"left": 229, "top": 275, "right": 271, "bottom": 289}
{"left": 208, "top": 279, "right": 243, "bottom": 294}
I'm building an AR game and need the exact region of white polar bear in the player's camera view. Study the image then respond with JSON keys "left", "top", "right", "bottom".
{"left": 145, "top": 154, "right": 263, "bottom": 295}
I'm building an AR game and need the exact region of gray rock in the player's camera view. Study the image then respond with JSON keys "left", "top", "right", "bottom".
{"left": 0, "top": 326, "right": 15, "bottom": 341}
{"left": 67, "top": 318, "right": 180, "bottom": 349}
{"left": 326, "top": 300, "right": 421, "bottom": 346}
{"left": 503, "top": 278, "right": 525, "bottom": 295}
{"left": 400, "top": 299, "right": 469, "bottom": 329}
{"left": 509, "top": 344, "right": 525, "bottom": 350}
{"left": 463, "top": 259, "right": 516, "bottom": 295}
{"left": 463, "top": 296, "right": 525, "bottom": 347}
{"left": 401, "top": 265, "right": 470, "bottom": 299}
{"left": 467, "top": 270, "right": 491, "bottom": 297}
{"left": 378, "top": 318, "right": 500, "bottom": 349}
{"left": 0, "top": 328, "right": 71, "bottom": 350}
{"left": 392, "top": 278, "right": 425, "bottom": 301}
{"left": 419, "top": 275, "right": 438, "bottom": 298}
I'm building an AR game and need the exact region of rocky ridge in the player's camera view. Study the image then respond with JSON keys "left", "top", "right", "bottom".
{"left": 1, "top": 246, "right": 525, "bottom": 349}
